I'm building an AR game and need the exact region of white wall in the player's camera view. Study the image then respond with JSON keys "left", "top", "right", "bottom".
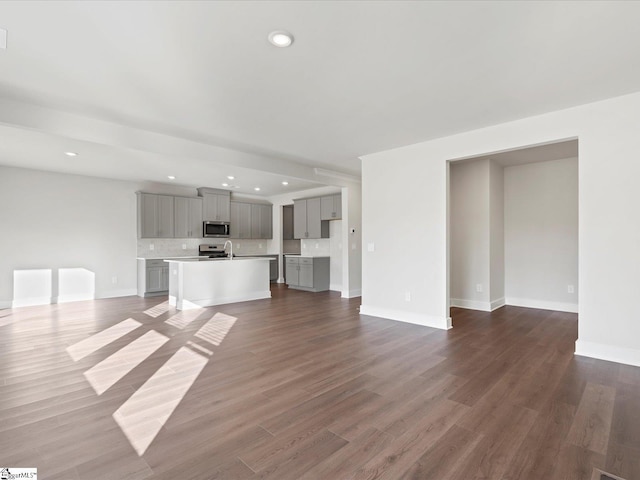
{"left": 489, "top": 160, "right": 505, "bottom": 307}
{"left": 449, "top": 159, "right": 504, "bottom": 312}
{"left": 0, "top": 166, "right": 138, "bottom": 307}
{"left": 450, "top": 159, "right": 491, "bottom": 309}
{"left": 504, "top": 157, "right": 578, "bottom": 312}
{"left": 361, "top": 91, "right": 640, "bottom": 367}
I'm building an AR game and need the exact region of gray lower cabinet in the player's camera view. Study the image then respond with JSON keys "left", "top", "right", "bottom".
{"left": 138, "top": 193, "right": 175, "bottom": 238}
{"left": 285, "top": 256, "right": 329, "bottom": 292}
{"left": 174, "top": 196, "right": 203, "bottom": 238}
{"left": 137, "top": 259, "right": 169, "bottom": 297}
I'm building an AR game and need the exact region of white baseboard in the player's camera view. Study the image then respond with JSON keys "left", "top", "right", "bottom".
{"left": 11, "top": 296, "right": 54, "bottom": 308}
{"left": 3, "top": 289, "right": 140, "bottom": 309}
{"left": 98, "top": 289, "right": 138, "bottom": 299}
{"left": 491, "top": 297, "right": 506, "bottom": 311}
{"left": 575, "top": 339, "right": 640, "bottom": 367}
{"left": 342, "top": 288, "right": 362, "bottom": 299}
{"left": 450, "top": 298, "right": 492, "bottom": 312}
{"left": 450, "top": 297, "right": 506, "bottom": 312}
{"left": 0, "top": 300, "right": 13, "bottom": 309}
{"left": 505, "top": 297, "right": 578, "bottom": 313}
{"left": 359, "top": 304, "right": 452, "bottom": 330}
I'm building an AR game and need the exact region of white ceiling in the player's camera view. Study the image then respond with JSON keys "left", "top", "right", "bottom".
{"left": 0, "top": 1, "right": 639, "bottom": 193}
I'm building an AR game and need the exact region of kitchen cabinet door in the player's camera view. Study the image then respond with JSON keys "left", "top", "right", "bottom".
{"left": 293, "top": 199, "right": 307, "bottom": 239}
{"left": 138, "top": 193, "right": 174, "bottom": 238}
{"left": 285, "top": 260, "right": 299, "bottom": 285}
{"left": 321, "top": 194, "right": 342, "bottom": 220}
{"left": 251, "top": 204, "right": 273, "bottom": 239}
{"left": 175, "top": 197, "right": 203, "bottom": 238}
{"left": 139, "top": 193, "right": 159, "bottom": 238}
{"left": 283, "top": 205, "right": 294, "bottom": 240}
{"left": 188, "top": 198, "right": 203, "bottom": 237}
{"left": 146, "top": 266, "right": 165, "bottom": 292}
{"left": 230, "top": 201, "right": 251, "bottom": 239}
{"left": 306, "top": 197, "right": 322, "bottom": 238}
{"left": 298, "top": 264, "right": 314, "bottom": 288}
{"left": 203, "top": 193, "right": 231, "bottom": 222}
{"left": 157, "top": 195, "right": 175, "bottom": 238}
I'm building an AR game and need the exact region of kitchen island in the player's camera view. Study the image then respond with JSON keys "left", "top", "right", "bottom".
{"left": 165, "top": 257, "right": 271, "bottom": 310}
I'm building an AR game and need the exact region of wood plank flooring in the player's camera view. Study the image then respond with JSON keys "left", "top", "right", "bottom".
{"left": 1, "top": 285, "right": 639, "bottom": 479}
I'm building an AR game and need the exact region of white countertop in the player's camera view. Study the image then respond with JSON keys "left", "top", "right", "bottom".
{"left": 164, "top": 257, "right": 272, "bottom": 263}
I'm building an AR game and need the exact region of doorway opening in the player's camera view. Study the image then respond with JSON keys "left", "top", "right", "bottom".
{"left": 448, "top": 139, "right": 579, "bottom": 318}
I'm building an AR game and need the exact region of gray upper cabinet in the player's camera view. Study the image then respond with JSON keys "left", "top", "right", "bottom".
{"left": 283, "top": 205, "right": 294, "bottom": 240}
{"left": 174, "top": 196, "right": 203, "bottom": 238}
{"left": 197, "top": 188, "right": 231, "bottom": 222}
{"left": 321, "top": 194, "right": 342, "bottom": 220}
{"left": 251, "top": 204, "right": 273, "bottom": 239}
{"left": 293, "top": 199, "right": 308, "bottom": 239}
{"left": 231, "top": 201, "right": 272, "bottom": 239}
{"left": 202, "top": 193, "right": 230, "bottom": 222}
{"left": 294, "top": 197, "right": 328, "bottom": 239}
{"left": 138, "top": 193, "right": 174, "bottom": 238}
{"left": 230, "top": 201, "right": 251, "bottom": 239}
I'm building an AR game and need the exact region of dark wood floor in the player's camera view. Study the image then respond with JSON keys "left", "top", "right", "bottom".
{"left": 1, "top": 285, "right": 639, "bottom": 480}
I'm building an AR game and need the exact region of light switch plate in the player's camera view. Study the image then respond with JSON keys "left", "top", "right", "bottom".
{"left": 367, "top": 243, "right": 375, "bottom": 252}
{"left": 0, "top": 28, "right": 7, "bottom": 49}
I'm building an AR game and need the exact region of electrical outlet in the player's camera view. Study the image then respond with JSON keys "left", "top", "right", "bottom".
{"left": 315, "top": 243, "right": 319, "bottom": 249}
{"left": 149, "top": 244, "right": 155, "bottom": 251}
{"left": 182, "top": 244, "right": 187, "bottom": 250}
{"left": 367, "top": 243, "right": 375, "bottom": 252}
{"left": 111, "top": 276, "right": 117, "bottom": 284}
{"left": 405, "top": 291, "right": 411, "bottom": 301}
{"left": 476, "top": 284, "right": 483, "bottom": 293}
{"left": 352, "top": 243, "right": 356, "bottom": 250}
{"left": 259, "top": 243, "right": 263, "bottom": 249}
{"left": 568, "top": 285, "right": 575, "bottom": 293}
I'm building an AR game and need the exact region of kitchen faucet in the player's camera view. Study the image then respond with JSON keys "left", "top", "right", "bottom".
{"left": 223, "top": 240, "right": 233, "bottom": 259}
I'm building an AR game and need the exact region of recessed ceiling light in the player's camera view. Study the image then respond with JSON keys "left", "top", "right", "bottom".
{"left": 222, "top": 183, "right": 229, "bottom": 187}
{"left": 254, "top": 187, "right": 261, "bottom": 191}
{"left": 65, "top": 152, "right": 78, "bottom": 157}
{"left": 268, "top": 30, "right": 294, "bottom": 48}
{"left": 167, "top": 175, "right": 176, "bottom": 180}
{"left": 227, "top": 176, "right": 235, "bottom": 180}
{"left": 281, "top": 181, "right": 289, "bottom": 185}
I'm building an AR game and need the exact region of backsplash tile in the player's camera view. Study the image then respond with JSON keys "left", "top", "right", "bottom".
{"left": 301, "top": 239, "right": 331, "bottom": 256}
{"left": 137, "top": 238, "right": 272, "bottom": 258}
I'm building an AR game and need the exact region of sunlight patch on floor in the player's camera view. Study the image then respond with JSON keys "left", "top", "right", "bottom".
{"left": 113, "top": 347, "right": 208, "bottom": 456}
{"left": 165, "top": 309, "right": 202, "bottom": 329}
{"left": 84, "top": 330, "right": 169, "bottom": 395}
{"left": 194, "top": 312, "right": 237, "bottom": 347}
{"left": 67, "top": 318, "right": 142, "bottom": 361}
{"left": 143, "top": 301, "right": 171, "bottom": 318}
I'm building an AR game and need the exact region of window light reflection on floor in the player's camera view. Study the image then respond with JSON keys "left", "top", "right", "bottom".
{"left": 84, "top": 330, "right": 169, "bottom": 395}
{"left": 113, "top": 346, "right": 208, "bottom": 456}
{"left": 67, "top": 309, "right": 239, "bottom": 456}
{"left": 66, "top": 318, "right": 142, "bottom": 361}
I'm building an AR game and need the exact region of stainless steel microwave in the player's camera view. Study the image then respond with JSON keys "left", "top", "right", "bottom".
{"left": 203, "top": 221, "right": 230, "bottom": 238}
